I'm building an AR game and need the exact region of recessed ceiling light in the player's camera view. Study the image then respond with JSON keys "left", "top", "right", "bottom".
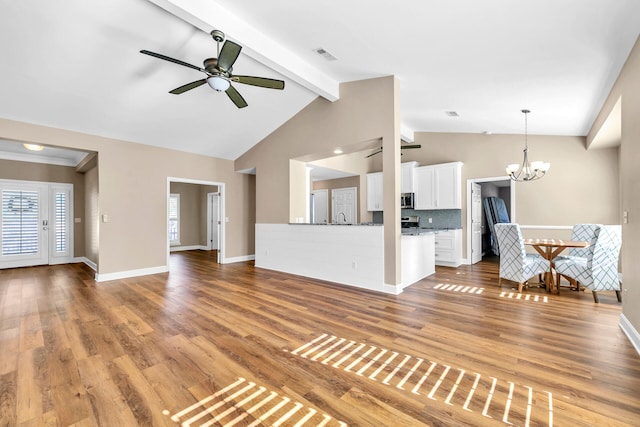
{"left": 314, "top": 47, "right": 337, "bottom": 61}
{"left": 445, "top": 111, "right": 459, "bottom": 117}
{"left": 23, "top": 144, "right": 44, "bottom": 151}
{"left": 333, "top": 149, "right": 343, "bottom": 154}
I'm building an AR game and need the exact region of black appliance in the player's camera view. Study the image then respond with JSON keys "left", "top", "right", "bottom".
{"left": 401, "top": 215, "right": 420, "bottom": 229}
{"left": 400, "top": 193, "right": 414, "bottom": 209}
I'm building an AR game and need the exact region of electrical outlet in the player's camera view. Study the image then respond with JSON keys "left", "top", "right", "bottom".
{"left": 428, "top": 217, "right": 433, "bottom": 223}
{"left": 623, "top": 211, "right": 629, "bottom": 224}
{"left": 352, "top": 261, "right": 357, "bottom": 269}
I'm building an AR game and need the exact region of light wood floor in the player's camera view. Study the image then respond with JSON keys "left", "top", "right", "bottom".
{"left": 1, "top": 251, "right": 639, "bottom": 426}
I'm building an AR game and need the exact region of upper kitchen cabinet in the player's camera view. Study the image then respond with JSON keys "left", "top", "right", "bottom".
{"left": 414, "top": 162, "right": 463, "bottom": 210}
{"left": 366, "top": 171, "right": 384, "bottom": 211}
{"left": 401, "top": 161, "right": 418, "bottom": 193}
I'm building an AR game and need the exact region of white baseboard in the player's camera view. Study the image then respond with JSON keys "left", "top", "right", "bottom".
{"left": 383, "top": 283, "right": 404, "bottom": 295}
{"left": 619, "top": 313, "right": 640, "bottom": 356}
{"left": 170, "top": 245, "right": 208, "bottom": 252}
{"left": 221, "top": 254, "right": 255, "bottom": 264}
{"left": 95, "top": 265, "right": 168, "bottom": 282}
{"left": 75, "top": 257, "right": 97, "bottom": 271}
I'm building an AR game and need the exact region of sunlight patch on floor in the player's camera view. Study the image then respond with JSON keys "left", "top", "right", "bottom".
{"left": 434, "top": 283, "right": 484, "bottom": 294}
{"left": 500, "top": 291, "right": 549, "bottom": 303}
{"left": 290, "top": 334, "right": 554, "bottom": 426}
{"left": 165, "top": 377, "right": 347, "bottom": 427}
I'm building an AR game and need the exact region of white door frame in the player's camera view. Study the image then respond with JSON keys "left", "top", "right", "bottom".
{"left": 167, "top": 177, "right": 225, "bottom": 266}
{"left": 206, "top": 192, "right": 220, "bottom": 255}
{"left": 465, "top": 176, "right": 515, "bottom": 264}
{"left": 471, "top": 182, "right": 482, "bottom": 264}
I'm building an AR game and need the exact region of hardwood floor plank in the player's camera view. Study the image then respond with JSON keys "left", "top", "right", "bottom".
{"left": 0, "top": 252, "right": 639, "bottom": 426}
{"left": 0, "top": 371, "right": 17, "bottom": 427}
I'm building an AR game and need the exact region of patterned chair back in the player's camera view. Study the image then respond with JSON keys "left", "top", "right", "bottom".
{"left": 589, "top": 225, "right": 622, "bottom": 290}
{"left": 494, "top": 223, "right": 525, "bottom": 279}
{"left": 569, "top": 224, "right": 600, "bottom": 258}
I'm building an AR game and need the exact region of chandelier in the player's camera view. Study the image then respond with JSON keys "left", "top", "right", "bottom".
{"left": 506, "top": 109, "right": 550, "bottom": 181}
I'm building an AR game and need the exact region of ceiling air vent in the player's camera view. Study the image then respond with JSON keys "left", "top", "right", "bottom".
{"left": 314, "top": 47, "right": 337, "bottom": 61}
{"left": 445, "top": 111, "right": 460, "bottom": 117}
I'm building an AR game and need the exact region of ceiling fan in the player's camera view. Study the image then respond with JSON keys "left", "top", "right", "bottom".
{"left": 366, "top": 144, "right": 422, "bottom": 158}
{"left": 140, "top": 30, "right": 285, "bottom": 108}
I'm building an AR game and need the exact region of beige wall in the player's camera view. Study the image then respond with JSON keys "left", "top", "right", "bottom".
{"left": 0, "top": 118, "right": 255, "bottom": 274}
{"left": 84, "top": 165, "right": 99, "bottom": 264}
{"left": 389, "top": 133, "right": 619, "bottom": 252}
{"left": 0, "top": 158, "right": 86, "bottom": 257}
{"left": 588, "top": 36, "right": 640, "bottom": 335}
{"left": 312, "top": 176, "right": 361, "bottom": 223}
{"left": 236, "top": 76, "right": 397, "bottom": 224}
{"left": 236, "top": 76, "right": 403, "bottom": 285}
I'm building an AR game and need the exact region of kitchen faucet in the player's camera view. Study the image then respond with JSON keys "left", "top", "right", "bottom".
{"left": 338, "top": 212, "right": 347, "bottom": 223}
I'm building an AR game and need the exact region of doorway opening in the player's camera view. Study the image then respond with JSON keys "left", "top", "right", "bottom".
{"left": 466, "top": 177, "right": 514, "bottom": 264}
{"left": 167, "top": 178, "right": 225, "bottom": 268}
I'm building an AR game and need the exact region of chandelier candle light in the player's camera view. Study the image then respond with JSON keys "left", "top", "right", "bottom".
{"left": 506, "top": 109, "right": 550, "bottom": 181}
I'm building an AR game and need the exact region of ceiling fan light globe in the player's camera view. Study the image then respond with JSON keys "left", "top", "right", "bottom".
{"left": 207, "top": 76, "right": 230, "bottom": 92}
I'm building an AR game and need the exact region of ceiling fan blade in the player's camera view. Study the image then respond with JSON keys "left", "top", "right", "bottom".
{"left": 217, "top": 40, "right": 242, "bottom": 72}
{"left": 366, "top": 150, "right": 383, "bottom": 158}
{"left": 225, "top": 84, "right": 248, "bottom": 108}
{"left": 140, "top": 50, "right": 205, "bottom": 73}
{"left": 401, "top": 144, "right": 422, "bottom": 149}
{"left": 232, "top": 75, "right": 285, "bottom": 90}
{"left": 169, "top": 79, "right": 207, "bottom": 94}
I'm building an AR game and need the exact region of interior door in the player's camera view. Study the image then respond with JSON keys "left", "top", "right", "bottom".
{"left": 471, "top": 182, "right": 482, "bottom": 264}
{"left": 208, "top": 192, "right": 220, "bottom": 251}
{"left": 332, "top": 187, "right": 357, "bottom": 224}
{"left": 311, "top": 189, "right": 328, "bottom": 224}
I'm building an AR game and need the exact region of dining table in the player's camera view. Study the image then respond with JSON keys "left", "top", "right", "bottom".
{"left": 523, "top": 238, "right": 590, "bottom": 293}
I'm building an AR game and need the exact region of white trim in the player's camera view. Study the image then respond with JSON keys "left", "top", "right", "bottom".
{"left": 221, "top": 254, "right": 255, "bottom": 264}
{"left": 76, "top": 256, "right": 97, "bottom": 271}
{"left": 167, "top": 177, "right": 226, "bottom": 271}
{"left": 619, "top": 313, "right": 640, "bottom": 356}
{"left": 519, "top": 225, "right": 573, "bottom": 230}
{"left": 383, "top": 283, "right": 404, "bottom": 295}
{"left": 95, "top": 265, "right": 168, "bottom": 282}
{"left": 170, "top": 245, "right": 208, "bottom": 252}
{"left": 0, "top": 150, "right": 79, "bottom": 167}
{"left": 465, "top": 176, "right": 514, "bottom": 265}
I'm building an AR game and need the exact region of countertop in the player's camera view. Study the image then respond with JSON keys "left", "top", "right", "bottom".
{"left": 401, "top": 227, "right": 460, "bottom": 235}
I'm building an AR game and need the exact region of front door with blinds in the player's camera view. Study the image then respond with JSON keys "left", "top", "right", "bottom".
{"left": 0, "top": 180, "right": 73, "bottom": 269}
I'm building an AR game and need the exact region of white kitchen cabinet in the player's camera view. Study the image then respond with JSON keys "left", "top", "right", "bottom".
{"left": 414, "top": 162, "right": 462, "bottom": 210}
{"left": 366, "top": 172, "right": 384, "bottom": 211}
{"left": 413, "top": 166, "right": 435, "bottom": 209}
{"left": 401, "top": 161, "right": 418, "bottom": 193}
{"left": 434, "top": 229, "right": 462, "bottom": 267}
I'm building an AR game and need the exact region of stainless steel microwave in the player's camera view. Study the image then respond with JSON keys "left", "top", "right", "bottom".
{"left": 400, "top": 193, "right": 414, "bottom": 209}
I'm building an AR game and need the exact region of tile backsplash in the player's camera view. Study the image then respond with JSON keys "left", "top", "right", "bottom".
{"left": 372, "top": 209, "right": 462, "bottom": 229}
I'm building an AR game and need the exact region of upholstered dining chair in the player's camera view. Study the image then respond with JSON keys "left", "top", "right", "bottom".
{"left": 494, "top": 223, "right": 550, "bottom": 292}
{"left": 554, "top": 223, "right": 601, "bottom": 289}
{"left": 554, "top": 225, "right": 622, "bottom": 303}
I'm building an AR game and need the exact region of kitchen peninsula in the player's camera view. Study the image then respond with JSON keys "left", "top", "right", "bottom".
{"left": 255, "top": 223, "right": 435, "bottom": 294}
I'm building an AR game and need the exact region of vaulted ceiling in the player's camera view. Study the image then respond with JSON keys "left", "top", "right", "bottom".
{"left": 1, "top": 0, "right": 639, "bottom": 161}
